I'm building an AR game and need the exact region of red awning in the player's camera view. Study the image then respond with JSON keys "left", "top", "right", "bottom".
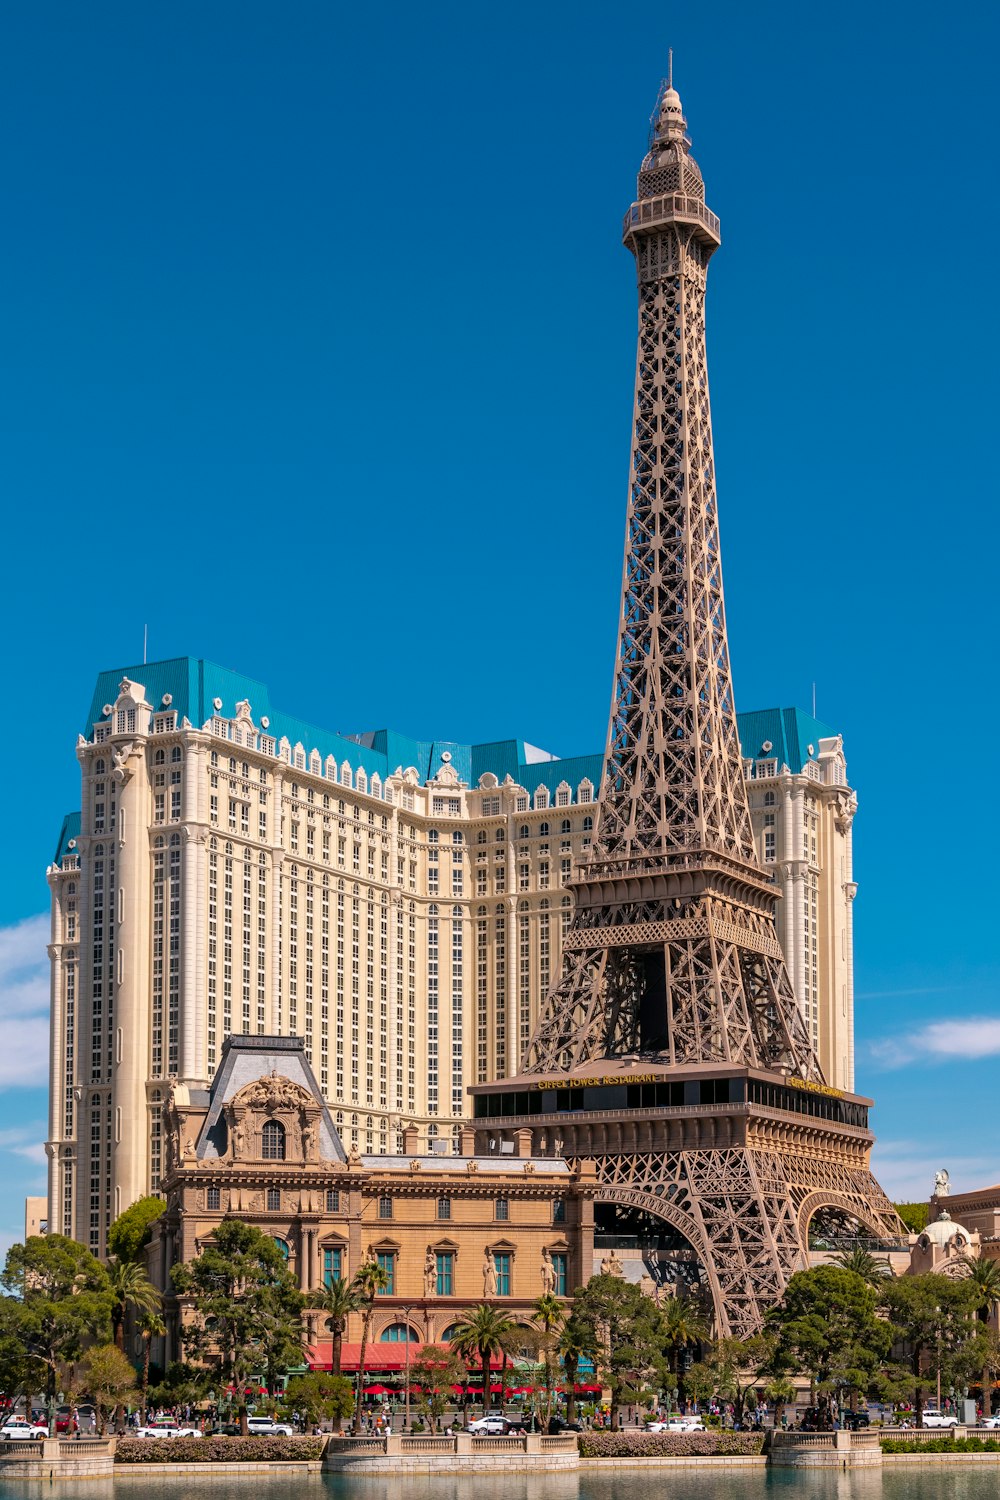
{"left": 306, "top": 1342, "right": 511, "bottom": 1373}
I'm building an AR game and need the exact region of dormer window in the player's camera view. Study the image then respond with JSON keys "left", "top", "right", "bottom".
{"left": 261, "top": 1120, "right": 286, "bottom": 1160}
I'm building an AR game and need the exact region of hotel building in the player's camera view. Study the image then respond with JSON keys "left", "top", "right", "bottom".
{"left": 46, "top": 658, "right": 857, "bottom": 1254}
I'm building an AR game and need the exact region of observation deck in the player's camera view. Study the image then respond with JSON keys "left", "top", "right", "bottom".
{"left": 623, "top": 191, "right": 721, "bottom": 248}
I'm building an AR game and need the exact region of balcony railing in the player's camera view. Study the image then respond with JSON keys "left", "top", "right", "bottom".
{"left": 623, "top": 194, "right": 721, "bottom": 243}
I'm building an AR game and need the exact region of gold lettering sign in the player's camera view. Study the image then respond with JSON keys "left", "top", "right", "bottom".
{"left": 787, "top": 1076, "right": 843, "bottom": 1100}
{"left": 534, "top": 1073, "right": 662, "bottom": 1090}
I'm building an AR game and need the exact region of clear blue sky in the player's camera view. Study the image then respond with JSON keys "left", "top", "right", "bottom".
{"left": 1, "top": 0, "right": 998, "bottom": 1248}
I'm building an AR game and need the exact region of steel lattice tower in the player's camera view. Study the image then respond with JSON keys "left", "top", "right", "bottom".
{"left": 471, "top": 74, "right": 902, "bottom": 1335}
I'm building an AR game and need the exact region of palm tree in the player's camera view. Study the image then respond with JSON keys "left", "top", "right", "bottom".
{"left": 660, "top": 1293, "right": 710, "bottom": 1404}
{"left": 351, "top": 1261, "right": 390, "bottom": 1435}
{"left": 831, "top": 1247, "right": 892, "bottom": 1285}
{"left": 558, "top": 1313, "right": 597, "bottom": 1425}
{"left": 309, "top": 1278, "right": 364, "bottom": 1430}
{"left": 108, "top": 1259, "right": 161, "bottom": 1351}
{"left": 137, "top": 1310, "right": 166, "bottom": 1423}
{"left": 533, "top": 1295, "right": 566, "bottom": 1423}
{"left": 960, "top": 1255, "right": 1000, "bottom": 1416}
{"left": 449, "top": 1304, "right": 518, "bottom": 1416}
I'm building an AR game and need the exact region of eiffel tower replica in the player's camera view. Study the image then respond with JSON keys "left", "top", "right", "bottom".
{"left": 471, "top": 69, "right": 902, "bottom": 1336}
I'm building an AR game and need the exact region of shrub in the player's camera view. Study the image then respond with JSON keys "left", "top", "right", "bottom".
{"left": 880, "top": 1436, "right": 1000, "bottom": 1454}
{"left": 578, "top": 1431, "right": 765, "bottom": 1458}
{"left": 115, "top": 1436, "right": 325, "bottom": 1464}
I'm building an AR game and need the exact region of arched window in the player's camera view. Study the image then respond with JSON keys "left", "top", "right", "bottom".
{"left": 561, "top": 819, "right": 571, "bottom": 834}
{"left": 261, "top": 1120, "right": 286, "bottom": 1160}
{"left": 540, "top": 822, "right": 549, "bottom": 837}
{"left": 380, "top": 1323, "right": 418, "bottom": 1342}
{"left": 518, "top": 825, "right": 529, "bottom": 840}
{"left": 441, "top": 1323, "right": 464, "bottom": 1343}
{"left": 272, "top": 1236, "right": 289, "bottom": 1261}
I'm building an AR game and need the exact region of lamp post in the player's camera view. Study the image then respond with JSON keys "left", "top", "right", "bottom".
{"left": 401, "top": 1305, "right": 414, "bottom": 1433}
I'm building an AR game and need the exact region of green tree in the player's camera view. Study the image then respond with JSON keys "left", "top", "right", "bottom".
{"left": 284, "top": 1370, "right": 354, "bottom": 1429}
{"left": 108, "top": 1259, "right": 161, "bottom": 1351}
{"left": 660, "top": 1292, "right": 710, "bottom": 1403}
{"left": 81, "top": 1344, "right": 139, "bottom": 1434}
{"left": 769, "top": 1266, "right": 893, "bottom": 1410}
{"left": 558, "top": 1309, "right": 598, "bottom": 1424}
{"left": 959, "top": 1256, "right": 1000, "bottom": 1416}
{"left": 308, "top": 1277, "right": 364, "bottom": 1384}
{"left": 829, "top": 1247, "right": 892, "bottom": 1285}
{"left": 0, "top": 1235, "right": 113, "bottom": 1433}
{"left": 572, "top": 1274, "right": 668, "bottom": 1428}
{"left": 350, "top": 1260, "right": 390, "bottom": 1434}
{"left": 449, "top": 1304, "right": 518, "bottom": 1416}
{"left": 881, "top": 1273, "right": 979, "bottom": 1423}
{"left": 532, "top": 1294, "right": 566, "bottom": 1422}
{"left": 147, "top": 1360, "right": 211, "bottom": 1417}
{"left": 410, "top": 1346, "right": 466, "bottom": 1429}
{"left": 686, "top": 1330, "right": 777, "bottom": 1424}
{"left": 108, "top": 1197, "right": 166, "bottom": 1265}
{"left": 137, "top": 1308, "right": 165, "bottom": 1422}
{"left": 171, "top": 1219, "right": 304, "bottom": 1434}
{"left": 895, "top": 1203, "right": 930, "bottom": 1234}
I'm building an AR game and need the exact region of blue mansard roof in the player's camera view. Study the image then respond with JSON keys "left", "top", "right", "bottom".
{"left": 69, "top": 660, "right": 835, "bottom": 842}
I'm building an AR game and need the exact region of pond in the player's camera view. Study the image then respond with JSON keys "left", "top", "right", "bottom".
{"left": 0, "top": 1471, "right": 996, "bottom": 1500}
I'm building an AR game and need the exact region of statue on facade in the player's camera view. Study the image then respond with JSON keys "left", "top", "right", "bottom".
{"left": 483, "top": 1251, "right": 497, "bottom": 1297}
{"left": 540, "top": 1247, "right": 556, "bottom": 1294}
{"left": 935, "top": 1169, "right": 951, "bottom": 1197}
{"left": 600, "top": 1248, "right": 624, "bottom": 1278}
{"left": 424, "top": 1249, "right": 436, "bottom": 1297}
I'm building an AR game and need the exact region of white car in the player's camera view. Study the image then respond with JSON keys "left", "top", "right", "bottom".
{"left": 1, "top": 1419, "right": 48, "bottom": 1440}
{"left": 980, "top": 1416, "right": 1000, "bottom": 1429}
{"left": 467, "top": 1416, "right": 510, "bottom": 1434}
{"left": 246, "top": 1417, "right": 295, "bottom": 1436}
{"left": 920, "top": 1409, "right": 958, "bottom": 1428}
{"left": 648, "top": 1417, "right": 705, "bottom": 1433}
{"left": 135, "top": 1422, "right": 203, "bottom": 1438}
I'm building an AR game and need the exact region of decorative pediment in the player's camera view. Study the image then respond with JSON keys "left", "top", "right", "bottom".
{"left": 223, "top": 1070, "right": 324, "bottom": 1166}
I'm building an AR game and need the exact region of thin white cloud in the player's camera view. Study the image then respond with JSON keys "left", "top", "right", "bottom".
{"left": 868, "top": 1017, "right": 1000, "bottom": 1070}
{"left": 0, "top": 914, "right": 50, "bottom": 1086}
{"left": 870, "top": 1141, "right": 999, "bottom": 1204}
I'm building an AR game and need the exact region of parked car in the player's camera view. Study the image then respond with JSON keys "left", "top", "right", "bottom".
{"left": 207, "top": 1423, "right": 243, "bottom": 1436}
{"left": 547, "top": 1416, "right": 582, "bottom": 1434}
{"left": 980, "top": 1416, "right": 1000, "bottom": 1429}
{"left": 467, "top": 1416, "right": 511, "bottom": 1434}
{"left": 843, "top": 1411, "right": 871, "bottom": 1430}
{"left": 920, "top": 1409, "right": 958, "bottom": 1428}
{"left": 135, "top": 1421, "right": 203, "bottom": 1439}
{"left": 648, "top": 1416, "right": 705, "bottom": 1433}
{"left": 1, "top": 1418, "right": 48, "bottom": 1440}
{"left": 246, "top": 1417, "right": 295, "bottom": 1436}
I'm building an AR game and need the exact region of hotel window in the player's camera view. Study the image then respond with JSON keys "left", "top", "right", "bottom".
{"left": 207, "top": 1186, "right": 220, "bottom": 1211}
{"left": 495, "top": 1198, "right": 509, "bottom": 1222}
{"left": 261, "top": 1120, "right": 286, "bottom": 1159}
{"left": 551, "top": 1253, "right": 568, "bottom": 1296}
{"left": 494, "top": 1252, "right": 511, "bottom": 1296}
{"left": 552, "top": 1199, "right": 566, "bottom": 1223}
{"left": 376, "top": 1252, "right": 395, "bottom": 1294}
{"left": 323, "top": 1247, "right": 343, "bottom": 1286}
{"left": 378, "top": 1195, "right": 393, "bottom": 1219}
{"left": 381, "top": 1322, "right": 418, "bottom": 1342}
{"left": 272, "top": 1236, "right": 289, "bottom": 1260}
{"left": 326, "top": 1189, "right": 340, "bottom": 1212}
{"left": 266, "top": 1187, "right": 281, "bottom": 1211}
{"left": 763, "top": 832, "right": 776, "bottom": 863}
{"left": 436, "top": 1252, "right": 454, "bottom": 1296}
{"left": 437, "top": 1196, "right": 451, "bottom": 1220}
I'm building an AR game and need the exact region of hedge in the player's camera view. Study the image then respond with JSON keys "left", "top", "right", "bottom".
{"left": 881, "top": 1437, "right": 1000, "bottom": 1454}
{"left": 578, "top": 1431, "right": 765, "bottom": 1458}
{"left": 116, "top": 1436, "right": 326, "bottom": 1463}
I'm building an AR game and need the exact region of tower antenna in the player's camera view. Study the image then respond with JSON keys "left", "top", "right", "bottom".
{"left": 667, "top": 48, "right": 673, "bottom": 89}
{"left": 144, "top": 624, "right": 148, "bottom": 666}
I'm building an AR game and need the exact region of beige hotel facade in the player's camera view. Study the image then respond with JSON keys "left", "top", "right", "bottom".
{"left": 46, "top": 658, "right": 859, "bottom": 1256}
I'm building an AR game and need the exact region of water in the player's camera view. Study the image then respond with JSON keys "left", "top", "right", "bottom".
{"left": 0, "top": 1474, "right": 996, "bottom": 1500}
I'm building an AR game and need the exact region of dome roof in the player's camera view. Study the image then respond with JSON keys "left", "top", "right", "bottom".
{"left": 922, "top": 1209, "right": 972, "bottom": 1247}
